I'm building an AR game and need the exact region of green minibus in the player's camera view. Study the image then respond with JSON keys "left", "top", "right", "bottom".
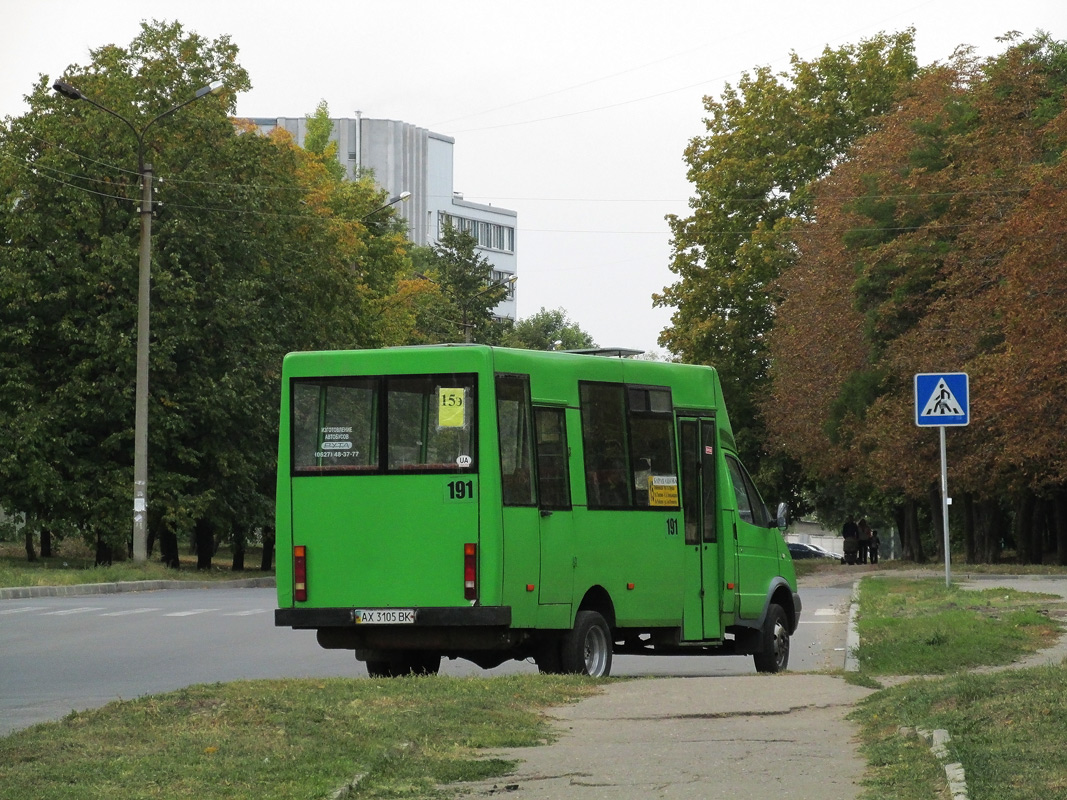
{"left": 274, "top": 345, "right": 800, "bottom": 677}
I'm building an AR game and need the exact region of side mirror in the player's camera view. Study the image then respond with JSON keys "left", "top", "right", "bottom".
{"left": 776, "top": 502, "right": 789, "bottom": 531}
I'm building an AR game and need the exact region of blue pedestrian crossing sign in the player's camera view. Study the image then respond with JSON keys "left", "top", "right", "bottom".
{"left": 915, "top": 373, "right": 969, "bottom": 427}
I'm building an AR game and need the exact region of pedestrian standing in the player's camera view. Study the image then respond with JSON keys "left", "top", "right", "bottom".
{"left": 842, "top": 517, "right": 859, "bottom": 564}
{"left": 857, "top": 519, "right": 872, "bottom": 564}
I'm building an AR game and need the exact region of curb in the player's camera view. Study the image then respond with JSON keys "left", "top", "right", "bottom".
{"left": 844, "top": 579, "right": 861, "bottom": 672}
{"left": 907, "top": 728, "right": 970, "bottom": 800}
{"left": 0, "top": 576, "right": 275, "bottom": 600}
{"left": 845, "top": 579, "right": 973, "bottom": 800}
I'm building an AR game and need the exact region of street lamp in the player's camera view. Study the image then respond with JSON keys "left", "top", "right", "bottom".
{"left": 362, "top": 191, "right": 411, "bottom": 221}
{"left": 53, "top": 77, "right": 224, "bottom": 564}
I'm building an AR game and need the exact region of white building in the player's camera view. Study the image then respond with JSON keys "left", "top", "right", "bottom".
{"left": 251, "top": 115, "right": 517, "bottom": 320}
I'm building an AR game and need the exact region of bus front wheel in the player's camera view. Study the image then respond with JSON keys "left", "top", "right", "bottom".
{"left": 559, "top": 610, "right": 613, "bottom": 677}
{"left": 753, "top": 603, "right": 790, "bottom": 673}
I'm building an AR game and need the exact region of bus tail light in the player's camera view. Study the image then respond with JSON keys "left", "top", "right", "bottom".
{"left": 464, "top": 543, "right": 477, "bottom": 600}
{"left": 294, "top": 545, "right": 307, "bottom": 602}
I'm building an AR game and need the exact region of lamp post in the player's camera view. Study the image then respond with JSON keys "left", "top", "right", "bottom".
{"left": 53, "top": 78, "right": 224, "bottom": 563}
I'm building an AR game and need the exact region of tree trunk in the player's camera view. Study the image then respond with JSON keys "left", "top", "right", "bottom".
{"left": 1014, "top": 492, "right": 1036, "bottom": 565}
{"left": 961, "top": 493, "right": 975, "bottom": 564}
{"left": 1033, "top": 498, "right": 1050, "bottom": 564}
{"left": 1054, "top": 490, "right": 1067, "bottom": 567}
{"left": 974, "top": 498, "right": 1006, "bottom": 563}
{"left": 160, "top": 530, "right": 180, "bottom": 570}
{"left": 260, "top": 529, "right": 275, "bottom": 571}
{"left": 24, "top": 528, "right": 37, "bottom": 563}
{"left": 896, "top": 499, "right": 925, "bottom": 563}
{"left": 231, "top": 534, "right": 245, "bottom": 572}
{"left": 94, "top": 534, "right": 113, "bottom": 567}
{"left": 195, "top": 520, "right": 214, "bottom": 571}
{"left": 927, "top": 484, "right": 944, "bottom": 563}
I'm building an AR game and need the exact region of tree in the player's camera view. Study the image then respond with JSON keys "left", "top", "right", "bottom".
{"left": 407, "top": 224, "right": 511, "bottom": 344}
{"left": 0, "top": 21, "right": 411, "bottom": 564}
{"left": 501, "top": 307, "right": 596, "bottom": 351}
{"left": 656, "top": 31, "right": 919, "bottom": 479}
{"left": 764, "top": 33, "right": 1067, "bottom": 562}
{"left": 303, "top": 100, "right": 346, "bottom": 182}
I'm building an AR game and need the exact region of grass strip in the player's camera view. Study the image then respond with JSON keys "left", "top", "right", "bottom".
{"left": 850, "top": 576, "right": 1067, "bottom": 799}
{"left": 0, "top": 675, "right": 603, "bottom": 800}
{"left": 853, "top": 665, "right": 1067, "bottom": 800}
{"left": 0, "top": 544, "right": 272, "bottom": 588}
{"left": 855, "top": 577, "right": 1062, "bottom": 675}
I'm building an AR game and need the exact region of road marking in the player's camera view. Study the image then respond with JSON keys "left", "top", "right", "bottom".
{"left": 221, "top": 609, "right": 269, "bottom": 616}
{"left": 99, "top": 608, "right": 163, "bottom": 617}
{"left": 0, "top": 606, "right": 49, "bottom": 615}
{"left": 163, "top": 608, "right": 221, "bottom": 617}
{"left": 41, "top": 607, "right": 106, "bottom": 616}
{"left": 814, "top": 607, "right": 843, "bottom": 616}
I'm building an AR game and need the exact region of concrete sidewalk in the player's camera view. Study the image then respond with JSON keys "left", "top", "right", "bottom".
{"left": 453, "top": 571, "right": 1067, "bottom": 800}
{"left": 455, "top": 674, "right": 875, "bottom": 799}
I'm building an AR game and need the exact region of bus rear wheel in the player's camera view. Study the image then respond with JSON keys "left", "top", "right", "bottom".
{"left": 559, "top": 610, "right": 612, "bottom": 677}
{"left": 753, "top": 603, "right": 790, "bottom": 673}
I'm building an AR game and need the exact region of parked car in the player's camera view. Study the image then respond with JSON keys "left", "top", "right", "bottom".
{"left": 788, "top": 542, "right": 843, "bottom": 561}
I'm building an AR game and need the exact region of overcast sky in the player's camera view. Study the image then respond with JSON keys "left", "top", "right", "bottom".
{"left": 2, "top": 1, "right": 1060, "bottom": 355}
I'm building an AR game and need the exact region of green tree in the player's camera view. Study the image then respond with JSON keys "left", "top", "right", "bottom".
{"left": 656, "top": 31, "right": 918, "bottom": 477}
{"left": 501, "top": 307, "right": 596, "bottom": 351}
{"left": 0, "top": 21, "right": 410, "bottom": 564}
{"left": 408, "top": 224, "right": 511, "bottom": 344}
{"left": 303, "top": 99, "right": 346, "bottom": 182}
{"left": 503, "top": 306, "right": 595, "bottom": 351}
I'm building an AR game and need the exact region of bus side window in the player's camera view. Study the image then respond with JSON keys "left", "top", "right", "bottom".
{"left": 496, "top": 374, "right": 535, "bottom": 506}
{"left": 627, "top": 387, "right": 678, "bottom": 509}
{"left": 726, "top": 456, "right": 754, "bottom": 523}
{"left": 725, "top": 455, "right": 771, "bottom": 526}
{"left": 580, "top": 383, "right": 631, "bottom": 509}
{"left": 534, "top": 407, "right": 571, "bottom": 510}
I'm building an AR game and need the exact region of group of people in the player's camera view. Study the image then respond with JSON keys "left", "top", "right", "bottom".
{"left": 841, "top": 516, "right": 880, "bottom": 565}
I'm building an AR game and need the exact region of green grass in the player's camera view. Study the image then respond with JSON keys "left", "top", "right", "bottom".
{"left": 854, "top": 666, "right": 1067, "bottom": 800}
{"left": 854, "top": 577, "right": 1062, "bottom": 675}
{"left": 850, "top": 576, "right": 1067, "bottom": 799}
{"left": 0, "top": 675, "right": 604, "bottom": 800}
{"left": 0, "top": 541, "right": 272, "bottom": 588}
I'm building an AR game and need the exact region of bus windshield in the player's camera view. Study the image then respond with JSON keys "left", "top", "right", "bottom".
{"left": 291, "top": 373, "right": 477, "bottom": 475}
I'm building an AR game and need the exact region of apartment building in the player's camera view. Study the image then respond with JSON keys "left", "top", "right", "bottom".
{"left": 251, "top": 114, "right": 517, "bottom": 320}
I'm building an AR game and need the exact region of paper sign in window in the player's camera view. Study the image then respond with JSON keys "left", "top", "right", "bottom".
{"left": 438, "top": 388, "right": 466, "bottom": 428}
{"left": 648, "top": 475, "right": 679, "bottom": 507}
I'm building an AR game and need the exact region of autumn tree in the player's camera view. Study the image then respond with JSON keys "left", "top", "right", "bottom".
{"left": 765, "top": 33, "right": 1067, "bottom": 562}
{"left": 657, "top": 31, "right": 918, "bottom": 482}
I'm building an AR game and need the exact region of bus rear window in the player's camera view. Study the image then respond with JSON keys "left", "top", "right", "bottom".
{"left": 291, "top": 374, "right": 477, "bottom": 475}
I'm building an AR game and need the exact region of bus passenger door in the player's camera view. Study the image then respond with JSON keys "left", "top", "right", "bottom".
{"left": 534, "top": 406, "right": 574, "bottom": 605}
{"left": 679, "top": 417, "right": 724, "bottom": 640}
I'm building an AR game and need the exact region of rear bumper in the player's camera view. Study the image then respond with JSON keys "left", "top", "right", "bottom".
{"left": 275, "top": 605, "right": 511, "bottom": 629}
{"left": 277, "top": 605, "right": 517, "bottom": 654}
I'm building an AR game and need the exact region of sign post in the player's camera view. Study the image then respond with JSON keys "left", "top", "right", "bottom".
{"left": 915, "top": 373, "right": 970, "bottom": 587}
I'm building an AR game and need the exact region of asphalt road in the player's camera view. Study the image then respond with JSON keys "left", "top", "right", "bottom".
{"left": 0, "top": 582, "right": 853, "bottom": 736}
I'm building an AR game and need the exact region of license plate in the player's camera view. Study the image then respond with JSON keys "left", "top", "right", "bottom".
{"left": 352, "top": 608, "right": 416, "bottom": 624}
